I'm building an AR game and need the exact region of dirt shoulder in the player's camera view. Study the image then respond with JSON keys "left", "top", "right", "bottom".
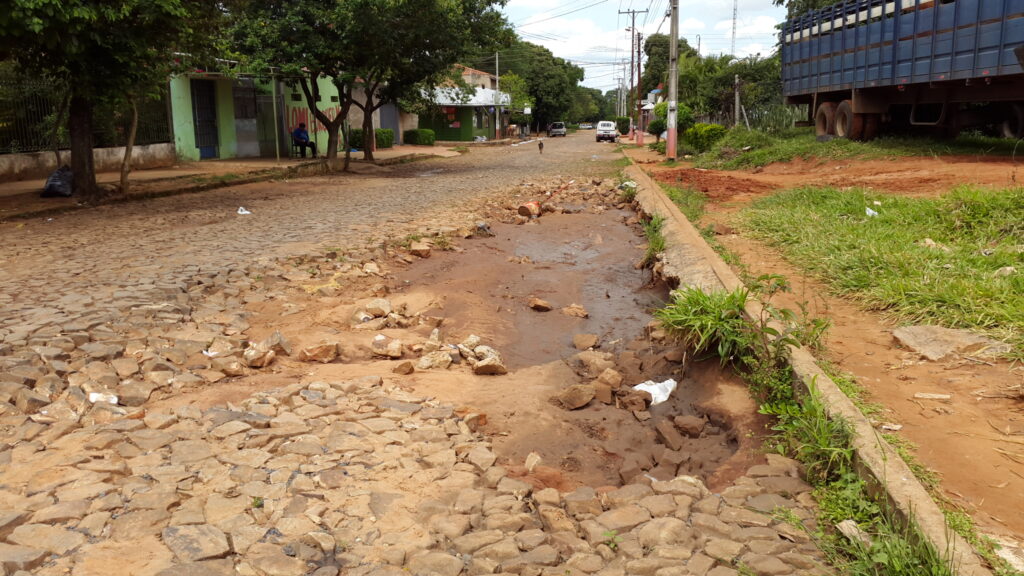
{"left": 627, "top": 146, "right": 1024, "bottom": 559}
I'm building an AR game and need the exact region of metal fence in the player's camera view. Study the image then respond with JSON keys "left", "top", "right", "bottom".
{"left": 0, "top": 76, "right": 172, "bottom": 155}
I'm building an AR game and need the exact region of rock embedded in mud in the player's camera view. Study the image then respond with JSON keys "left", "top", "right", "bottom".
{"left": 243, "top": 344, "right": 275, "bottom": 368}
{"left": 371, "top": 335, "right": 403, "bottom": 359}
{"left": 211, "top": 356, "right": 246, "bottom": 376}
{"left": 557, "top": 384, "right": 595, "bottom": 410}
{"left": 528, "top": 297, "right": 553, "bottom": 312}
{"left": 656, "top": 419, "right": 686, "bottom": 451}
{"left": 365, "top": 298, "right": 393, "bottom": 317}
{"left": 561, "top": 303, "right": 589, "bottom": 318}
{"left": 409, "top": 242, "right": 432, "bottom": 258}
{"left": 298, "top": 343, "right": 339, "bottom": 363}
{"left": 597, "top": 368, "right": 623, "bottom": 389}
{"left": 573, "top": 333, "right": 599, "bottom": 350}
{"left": 674, "top": 415, "right": 706, "bottom": 438}
{"left": 594, "top": 382, "right": 613, "bottom": 404}
{"left": 892, "top": 325, "right": 1011, "bottom": 361}
{"left": 417, "top": 351, "right": 453, "bottom": 370}
{"left": 473, "top": 356, "right": 508, "bottom": 375}
{"left": 392, "top": 361, "right": 415, "bottom": 375}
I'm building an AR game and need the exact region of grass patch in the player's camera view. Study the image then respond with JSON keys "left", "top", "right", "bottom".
{"left": 656, "top": 279, "right": 959, "bottom": 576}
{"left": 694, "top": 127, "right": 1020, "bottom": 170}
{"left": 660, "top": 183, "right": 706, "bottom": 222}
{"left": 741, "top": 186, "right": 1024, "bottom": 357}
{"left": 641, "top": 215, "right": 666, "bottom": 267}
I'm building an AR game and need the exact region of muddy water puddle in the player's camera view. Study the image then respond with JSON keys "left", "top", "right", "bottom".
{"left": 391, "top": 207, "right": 761, "bottom": 491}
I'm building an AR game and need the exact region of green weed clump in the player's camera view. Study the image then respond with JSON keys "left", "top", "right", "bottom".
{"left": 655, "top": 276, "right": 957, "bottom": 576}
{"left": 742, "top": 185, "right": 1024, "bottom": 357}
{"left": 640, "top": 215, "right": 665, "bottom": 267}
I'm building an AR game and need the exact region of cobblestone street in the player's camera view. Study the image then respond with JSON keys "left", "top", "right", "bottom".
{"left": 0, "top": 134, "right": 833, "bottom": 576}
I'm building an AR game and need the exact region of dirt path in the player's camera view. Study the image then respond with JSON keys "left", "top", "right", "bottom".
{"left": 629, "top": 146, "right": 1024, "bottom": 557}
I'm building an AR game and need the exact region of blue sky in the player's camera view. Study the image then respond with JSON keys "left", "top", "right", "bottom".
{"left": 498, "top": 0, "right": 786, "bottom": 92}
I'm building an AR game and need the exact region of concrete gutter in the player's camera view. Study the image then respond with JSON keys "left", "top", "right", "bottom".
{"left": 625, "top": 164, "right": 993, "bottom": 576}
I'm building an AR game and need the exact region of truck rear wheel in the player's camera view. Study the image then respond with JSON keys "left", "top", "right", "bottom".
{"left": 815, "top": 102, "right": 837, "bottom": 137}
{"left": 834, "top": 100, "right": 864, "bottom": 140}
{"left": 1001, "top": 103, "right": 1024, "bottom": 139}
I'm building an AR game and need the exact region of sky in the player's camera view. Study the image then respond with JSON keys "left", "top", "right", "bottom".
{"left": 498, "top": 0, "right": 786, "bottom": 92}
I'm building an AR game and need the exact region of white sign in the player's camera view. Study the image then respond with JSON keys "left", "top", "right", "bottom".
{"left": 523, "top": 107, "right": 531, "bottom": 115}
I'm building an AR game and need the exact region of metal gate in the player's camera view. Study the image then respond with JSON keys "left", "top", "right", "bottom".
{"left": 190, "top": 79, "right": 218, "bottom": 159}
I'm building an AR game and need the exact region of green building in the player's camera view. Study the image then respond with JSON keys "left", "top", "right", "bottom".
{"left": 418, "top": 87, "right": 509, "bottom": 142}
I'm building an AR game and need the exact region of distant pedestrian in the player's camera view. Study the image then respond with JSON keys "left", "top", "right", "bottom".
{"left": 292, "top": 123, "right": 317, "bottom": 158}
{"left": 538, "top": 140, "right": 544, "bottom": 154}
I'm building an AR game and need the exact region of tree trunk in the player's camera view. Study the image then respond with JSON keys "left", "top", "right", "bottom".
{"left": 362, "top": 112, "right": 374, "bottom": 161}
{"left": 299, "top": 75, "right": 348, "bottom": 170}
{"left": 120, "top": 97, "right": 138, "bottom": 195}
{"left": 68, "top": 94, "right": 98, "bottom": 199}
{"left": 343, "top": 120, "right": 351, "bottom": 172}
{"left": 51, "top": 92, "right": 70, "bottom": 166}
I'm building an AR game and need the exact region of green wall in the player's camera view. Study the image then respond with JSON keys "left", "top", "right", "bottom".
{"left": 282, "top": 77, "right": 344, "bottom": 152}
{"left": 419, "top": 107, "right": 495, "bottom": 141}
{"left": 168, "top": 75, "right": 239, "bottom": 161}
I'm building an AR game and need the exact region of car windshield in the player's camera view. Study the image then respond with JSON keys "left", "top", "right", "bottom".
{"left": 552, "top": 123, "right": 564, "bottom": 128}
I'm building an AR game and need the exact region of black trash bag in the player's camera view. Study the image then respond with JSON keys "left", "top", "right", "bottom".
{"left": 41, "top": 165, "right": 73, "bottom": 198}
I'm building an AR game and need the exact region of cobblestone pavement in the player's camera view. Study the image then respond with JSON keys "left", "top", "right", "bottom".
{"left": 0, "top": 134, "right": 833, "bottom": 575}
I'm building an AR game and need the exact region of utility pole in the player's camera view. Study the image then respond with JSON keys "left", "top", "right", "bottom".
{"left": 495, "top": 52, "right": 501, "bottom": 139}
{"left": 619, "top": 8, "right": 647, "bottom": 138}
{"left": 667, "top": 0, "right": 679, "bottom": 160}
{"left": 636, "top": 32, "right": 644, "bottom": 145}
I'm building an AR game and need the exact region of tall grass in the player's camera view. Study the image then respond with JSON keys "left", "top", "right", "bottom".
{"left": 741, "top": 186, "right": 1023, "bottom": 356}
{"left": 694, "top": 127, "right": 1021, "bottom": 170}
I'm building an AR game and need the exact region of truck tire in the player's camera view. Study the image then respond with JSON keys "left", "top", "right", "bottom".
{"left": 834, "top": 100, "right": 864, "bottom": 140}
{"left": 815, "top": 102, "right": 837, "bottom": 137}
{"left": 1001, "top": 103, "right": 1024, "bottom": 139}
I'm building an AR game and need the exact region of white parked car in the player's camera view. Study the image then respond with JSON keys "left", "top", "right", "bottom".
{"left": 596, "top": 121, "right": 618, "bottom": 142}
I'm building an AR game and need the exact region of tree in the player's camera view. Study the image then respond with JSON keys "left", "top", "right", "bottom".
{"left": 469, "top": 39, "right": 584, "bottom": 129}
{"left": 0, "top": 1, "right": 222, "bottom": 200}
{"left": 500, "top": 73, "right": 533, "bottom": 126}
{"left": 342, "top": 0, "right": 511, "bottom": 161}
{"left": 773, "top": 0, "right": 837, "bottom": 20}
{"left": 232, "top": 2, "right": 356, "bottom": 169}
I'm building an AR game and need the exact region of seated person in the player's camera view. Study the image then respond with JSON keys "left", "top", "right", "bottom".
{"left": 291, "top": 123, "right": 317, "bottom": 158}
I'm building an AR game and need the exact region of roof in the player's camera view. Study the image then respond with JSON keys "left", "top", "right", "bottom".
{"left": 456, "top": 64, "right": 498, "bottom": 80}
{"left": 430, "top": 86, "right": 511, "bottom": 107}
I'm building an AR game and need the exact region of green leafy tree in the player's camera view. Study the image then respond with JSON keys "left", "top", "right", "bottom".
{"left": 232, "top": 2, "right": 358, "bottom": 169}
{"left": 469, "top": 39, "right": 584, "bottom": 130}
{"left": 500, "top": 73, "right": 533, "bottom": 125}
{"left": 0, "top": 0, "right": 222, "bottom": 199}
{"left": 773, "top": 0, "right": 838, "bottom": 19}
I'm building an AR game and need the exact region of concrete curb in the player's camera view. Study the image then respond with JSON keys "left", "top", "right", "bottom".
{"left": 625, "top": 164, "right": 992, "bottom": 576}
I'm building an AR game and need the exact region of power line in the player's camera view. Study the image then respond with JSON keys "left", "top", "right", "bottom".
{"left": 517, "top": 0, "right": 611, "bottom": 29}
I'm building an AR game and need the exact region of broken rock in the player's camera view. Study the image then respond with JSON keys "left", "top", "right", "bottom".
{"left": 561, "top": 303, "right": 589, "bottom": 318}
{"left": 573, "top": 333, "right": 599, "bottom": 350}
{"left": 892, "top": 325, "right": 1011, "bottom": 361}
{"left": 529, "top": 297, "right": 553, "bottom": 312}
{"left": 557, "top": 384, "right": 595, "bottom": 410}
{"left": 298, "top": 343, "right": 339, "bottom": 363}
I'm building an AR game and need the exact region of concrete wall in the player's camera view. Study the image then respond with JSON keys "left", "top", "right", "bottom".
{"left": 0, "top": 143, "right": 176, "bottom": 183}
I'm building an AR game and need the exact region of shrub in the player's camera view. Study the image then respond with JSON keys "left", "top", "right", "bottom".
{"left": 647, "top": 118, "right": 667, "bottom": 141}
{"left": 648, "top": 141, "right": 666, "bottom": 155}
{"left": 615, "top": 116, "right": 631, "bottom": 135}
{"left": 403, "top": 129, "right": 435, "bottom": 146}
{"left": 375, "top": 128, "right": 394, "bottom": 149}
{"left": 683, "top": 123, "right": 727, "bottom": 153}
{"left": 347, "top": 128, "right": 396, "bottom": 149}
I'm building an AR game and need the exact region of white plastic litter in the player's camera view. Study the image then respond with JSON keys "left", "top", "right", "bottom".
{"left": 88, "top": 392, "right": 119, "bottom": 405}
{"left": 202, "top": 349, "right": 218, "bottom": 357}
{"left": 865, "top": 207, "right": 879, "bottom": 217}
{"left": 633, "top": 378, "right": 678, "bottom": 405}
{"left": 872, "top": 200, "right": 882, "bottom": 206}
{"left": 237, "top": 207, "right": 252, "bottom": 215}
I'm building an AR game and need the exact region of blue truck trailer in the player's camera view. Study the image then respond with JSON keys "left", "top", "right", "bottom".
{"left": 780, "top": 0, "right": 1024, "bottom": 139}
